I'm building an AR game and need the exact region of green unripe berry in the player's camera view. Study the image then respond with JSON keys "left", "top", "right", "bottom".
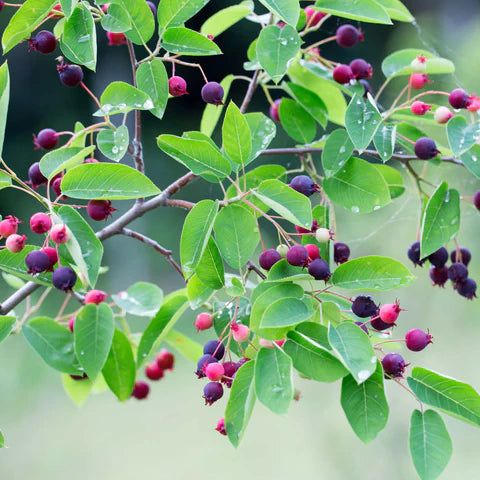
{"left": 315, "top": 228, "right": 331, "bottom": 243}
{"left": 276, "top": 244, "right": 289, "bottom": 257}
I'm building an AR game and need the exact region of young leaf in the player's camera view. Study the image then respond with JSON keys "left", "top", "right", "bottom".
{"left": 255, "top": 346, "right": 294, "bottom": 414}
{"left": 341, "top": 360, "right": 389, "bottom": 443}
{"left": 332, "top": 255, "right": 415, "bottom": 291}
{"left": 97, "top": 126, "right": 129, "bottom": 162}
{"left": 283, "top": 82, "right": 328, "bottom": 128}
{"left": 74, "top": 304, "right": 115, "bottom": 379}
{"left": 447, "top": 115, "right": 480, "bottom": 156}
{"left": 196, "top": 237, "right": 225, "bottom": 289}
{"left": 278, "top": 98, "right": 316, "bottom": 143}
{"left": 222, "top": 101, "right": 252, "bottom": 166}
{"left": 245, "top": 112, "right": 277, "bottom": 162}
{"left": 322, "top": 129, "right": 354, "bottom": 177}
{"left": 0, "top": 62, "right": 9, "bottom": 158}
{"left": 112, "top": 282, "right": 163, "bottom": 317}
{"left": 61, "top": 373, "right": 93, "bottom": 406}
{"left": 61, "top": 163, "right": 161, "bottom": 200}
{"left": 59, "top": 0, "right": 79, "bottom": 18}
{"left": 164, "top": 329, "right": 203, "bottom": 363}
{"left": 158, "top": 0, "right": 212, "bottom": 29}
{"left": 108, "top": 0, "right": 154, "bottom": 45}
{"left": 420, "top": 182, "right": 460, "bottom": 258}
{"left": 267, "top": 259, "right": 314, "bottom": 283}
{"left": 161, "top": 27, "right": 222, "bottom": 56}
{"left": 186, "top": 273, "right": 214, "bottom": 309}
{"left": 373, "top": 164, "right": 405, "bottom": 199}
{"left": 200, "top": 1, "right": 253, "bottom": 37}
{"left": 373, "top": 123, "right": 397, "bottom": 162}
{"left": 409, "top": 409, "right": 452, "bottom": 480}
{"left": 102, "top": 329, "right": 136, "bottom": 401}
{"left": 260, "top": 297, "right": 314, "bottom": 328}
{"left": 200, "top": 75, "right": 234, "bottom": 137}
{"left": 0, "top": 316, "right": 15, "bottom": 344}
{"left": 136, "top": 58, "right": 169, "bottom": 119}
{"left": 101, "top": 4, "right": 131, "bottom": 32}
{"left": 225, "top": 360, "right": 256, "bottom": 447}
{"left": 96, "top": 81, "right": 153, "bottom": 116}
{"left": 375, "top": 0, "right": 413, "bottom": 22}
{"left": 39, "top": 145, "right": 96, "bottom": 179}
{"left": 313, "top": 0, "right": 391, "bottom": 24}
{"left": 258, "top": 0, "right": 299, "bottom": 26}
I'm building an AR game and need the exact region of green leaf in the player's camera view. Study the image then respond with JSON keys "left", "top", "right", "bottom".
{"left": 196, "top": 237, "right": 225, "bottom": 289}
{"left": 101, "top": 4, "right": 131, "bottom": 32}
{"left": 284, "top": 82, "right": 328, "bottom": 128}
{"left": 328, "top": 322, "right": 377, "bottom": 384}
{"left": 0, "top": 171, "right": 11, "bottom": 191}
{"left": 187, "top": 273, "right": 214, "bottom": 309}
{"left": 373, "top": 123, "right": 397, "bottom": 162}
{"left": 39, "top": 145, "right": 96, "bottom": 179}
{"left": 23, "top": 317, "right": 82, "bottom": 375}
{"left": 136, "top": 59, "right": 169, "bottom": 119}
{"left": 74, "top": 304, "right": 115, "bottom": 379}
{"left": 253, "top": 179, "right": 313, "bottom": 229}
{"left": 112, "top": 282, "right": 163, "bottom": 317}
{"left": 245, "top": 113, "right": 277, "bottom": 163}
{"left": 0, "top": 316, "right": 15, "bottom": 344}
{"left": 447, "top": 116, "right": 480, "bottom": 156}
{"left": 373, "top": 164, "right": 405, "bottom": 199}
{"left": 161, "top": 27, "right": 221, "bottom": 56}
{"left": 96, "top": 81, "right": 153, "bottom": 116}
{"left": 70, "top": 121, "right": 87, "bottom": 148}
{"left": 60, "top": 0, "right": 79, "bottom": 18}
{"left": 61, "top": 163, "right": 161, "bottom": 200}
{"left": 381, "top": 49, "right": 455, "bottom": 78}
{"left": 61, "top": 373, "right": 93, "bottom": 406}
{"left": 255, "top": 346, "right": 293, "bottom": 414}
{"left": 408, "top": 367, "right": 480, "bottom": 427}
{"left": 2, "top": 0, "right": 57, "bottom": 53}
{"left": 322, "top": 157, "right": 391, "bottom": 213}
{"left": 410, "top": 409, "right": 452, "bottom": 480}
{"left": 256, "top": 25, "right": 300, "bottom": 83}
{"left": 97, "top": 126, "right": 129, "bottom": 162}
{"left": 260, "top": 297, "right": 314, "bottom": 328}
{"left": 258, "top": 0, "right": 299, "bottom": 26}
{"left": 54, "top": 205, "right": 104, "bottom": 287}
{"left": 102, "top": 329, "right": 136, "bottom": 401}
{"left": 225, "top": 359, "right": 256, "bottom": 447}
{"left": 158, "top": 0, "right": 212, "bottom": 29}
{"left": 278, "top": 98, "right": 316, "bottom": 143}
{"left": 157, "top": 134, "right": 231, "bottom": 181}
{"left": 0, "top": 246, "right": 52, "bottom": 286}
{"left": 420, "top": 182, "right": 460, "bottom": 258}
{"left": 200, "top": 1, "right": 253, "bottom": 37}
{"left": 267, "top": 259, "right": 314, "bottom": 283}
{"left": 345, "top": 94, "right": 382, "bottom": 152}
{"left": 375, "top": 0, "right": 414, "bottom": 21}
{"left": 322, "top": 129, "right": 354, "bottom": 177}
{"left": 137, "top": 290, "right": 188, "bottom": 367}
{"left": 200, "top": 75, "right": 234, "bottom": 137}
{"left": 332, "top": 255, "right": 415, "bottom": 291}
{"left": 222, "top": 101, "right": 252, "bottom": 166}
{"left": 214, "top": 204, "right": 259, "bottom": 269}
{"left": 0, "top": 430, "right": 3, "bottom": 448}
{"left": 108, "top": 0, "right": 154, "bottom": 44}
{"left": 314, "top": 0, "right": 391, "bottom": 24}
{"left": 60, "top": 3, "right": 97, "bottom": 70}
{"left": 180, "top": 199, "right": 219, "bottom": 278}
{"left": 2, "top": 272, "right": 24, "bottom": 289}
{"left": 341, "top": 360, "right": 389, "bottom": 443}
{"left": 0, "top": 62, "right": 10, "bottom": 157}
{"left": 460, "top": 144, "right": 480, "bottom": 179}
{"left": 164, "top": 329, "right": 203, "bottom": 363}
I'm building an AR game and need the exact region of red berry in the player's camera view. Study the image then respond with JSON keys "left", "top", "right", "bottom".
{"left": 215, "top": 417, "right": 227, "bottom": 435}
{"left": 25, "top": 250, "right": 50, "bottom": 274}
{"left": 0, "top": 216, "right": 21, "bottom": 237}
{"left": 336, "top": 25, "right": 363, "bottom": 48}
{"left": 6, "top": 234, "right": 26, "bottom": 253}
{"left": 156, "top": 349, "right": 174, "bottom": 370}
{"left": 259, "top": 249, "right": 281, "bottom": 271}
{"left": 269, "top": 99, "right": 281, "bottom": 122}
{"left": 29, "top": 30, "right": 57, "bottom": 54}
{"left": 84, "top": 289, "right": 108, "bottom": 305}
{"left": 381, "top": 353, "right": 406, "bottom": 378}
{"left": 349, "top": 59, "right": 372, "bottom": 79}
{"left": 409, "top": 73, "right": 430, "bottom": 90}
{"left": 286, "top": 245, "right": 309, "bottom": 266}
{"left": 203, "top": 382, "right": 223, "bottom": 405}
{"left": 414, "top": 137, "right": 439, "bottom": 160}
{"left": 106, "top": 31, "right": 126, "bottom": 46}
{"left": 295, "top": 220, "right": 319, "bottom": 235}
{"left": 333, "top": 64, "right": 354, "bottom": 84}
{"left": 405, "top": 329, "right": 432, "bottom": 352}
{"left": 68, "top": 316, "right": 75, "bottom": 332}
{"left": 305, "top": 244, "right": 320, "bottom": 261}
{"left": 206, "top": 362, "right": 225, "bottom": 381}
{"left": 201, "top": 82, "right": 224, "bottom": 106}
{"left": 52, "top": 266, "right": 77, "bottom": 291}
{"left": 87, "top": 200, "right": 116, "bottom": 221}
{"left": 379, "top": 301, "right": 402, "bottom": 325}
{"left": 41, "top": 246, "right": 58, "bottom": 270}
{"left": 308, "top": 258, "right": 331, "bottom": 281}
{"left": 221, "top": 361, "right": 238, "bottom": 388}
{"left": 411, "top": 101, "right": 431, "bottom": 115}
{"left": 57, "top": 62, "right": 84, "bottom": 87}
{"left": 131, "top": 380, "right": 150, "bottom": 399}
{"left": 28, "top": 162, "right": 48, "bottom": 188}
{"left": 168, "top": 76, "right": 188, "bottom": 97}
{"left": 194, "top": 312, "right": 213, "bottom": 332}
{"left": 448, "top": 88, "right": 469, "bottom": 109}
{"left": 145, "top": 362, "right": 164, "bottom": 380}
{"left": 33, "top": 128, "right": 58, "bottom": 150}
{"left": 334, "top": 242, "right": 350, "bottom": 264}
{"left": 304, "top": 6, "right": 326, "bottom": 26}
{"left": 50, "top": 224, "right": 70, "bottom": 244}
{"left": 30, "top": 212, "right": 52, "bottom": 234}
{"left": 466, "top": 95, "right": 480, "bottom": 112}
{"left": 231, "top": 323, "right": 250, "bottom": 343}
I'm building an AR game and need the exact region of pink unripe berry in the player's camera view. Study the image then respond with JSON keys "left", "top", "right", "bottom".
{"left": 305, "top": 243, "right": 320, "bottom": 260}
{"left": 405, "top": 329, "right": 432, "bottom": 352}
{"left": 131, "top": 380, "right": 150, "bottom": 400}
{"left": 84, "top": 289, "right": 108, "bottom": 305}
{"left": 304, "top": 6, "right": 326, "bottom": 26}
{"left": 379, "top": 301, "right": 402, "bottom": 325}
{"left": 168, "top": 76, "right": 188, "bottom": 97}
{"left": 410, "top": 55, "right": 426, "bottom": 73}
{"left": 231, "top": 323, "right": 250, "bottom": 343}
{"left": 333, "top": 64, "right": 354, "bottom": 84}
{"left": 215, "top": 417, "right": 227, "bottom": 436}
{"left": 411, "top": 101, "right": 431, "bottom": 115}
{"left": 315, "top": 228, "right": 331, "bottom": 243}
{"left": 0, "top": 216, "right": 21, "bottom": 238}
{"left": 41, "top": 246, "right": 58, "bottom": 270}
{"left": 448, "top": 88, "right": 469, "bottom": 109}
{"left": 269, "top": 98, "right": 281, "bottom": 122}
{"left": 145, "top": 362, "right": 164, "bottom": 380}
{"left": 50, "top": 224, "right": 70, "bottom": 244}
{"left": 194, "top": 312, "right": 213, "bottom": 332}
{"left": 434, "top": 106, "right": 454, "bottom": 124}
{"left": 205, "top": 362, "right": 225, "bottom": 381}
{"left": 156, "top": 349, "right": 174, "bottom": 370}
{"left": 30, "top": 212, "right": 52, "bottom": 234}
{"left": 466, "top": 95, "right": 480, "bottom": 112}
{"left": 106, "top": 31, "right": 126, "bottom": 46}
{"left": 5, "top": 234, "right": 26, "bottom": 253}
{"left": 409, "top": 73, "right": 430, "bottom": 90}
{"left": 68, "top": 316, "right": 75, "bottom": 332}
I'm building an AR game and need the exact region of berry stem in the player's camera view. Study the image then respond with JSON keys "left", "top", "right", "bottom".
{"left": 306, "top": 35, "right": 337, "bottom": 51}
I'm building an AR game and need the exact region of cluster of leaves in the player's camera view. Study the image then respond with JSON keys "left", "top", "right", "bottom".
{"left": 0, "top": 1, "right": 478, "bottom": 479}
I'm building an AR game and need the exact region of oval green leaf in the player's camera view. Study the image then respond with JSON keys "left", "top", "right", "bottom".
{"left": 112, "top": 282, "right": 164, "bottom": 317}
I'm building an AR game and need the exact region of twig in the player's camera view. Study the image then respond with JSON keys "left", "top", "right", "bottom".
{"left": 240, "top": 70, "right": 260, "bottom": 114}
{"left": 246, "top": 260, "right": 266, "bottom": 280}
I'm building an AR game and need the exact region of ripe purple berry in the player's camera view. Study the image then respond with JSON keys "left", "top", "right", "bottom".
{"left": 336, "top": 24, "right": 363, "bottom": 48}
{"left": 381, "top": 353, "right": 406, "bottom": 378}
{"left": 203, "top": 382, "right": 224, "bottom": 405}
{"left": 34, "top": 128, "right": 58, "bottom": 150}
{"left": 25, "top": 250, "right": 50, "bottom": 274}
{"left": 474, "top": 190, "right": 480, "bottom": 210}
{"left": 457, "top": 278, "right": 477, "bottom": 299}
{"left": 427, "top": 246, "right": 448, "bottom": 268}
{"left": 201, "top": 82, "right": 224, "bottom": 106}
{"left": 221, "top": 361, "right": 238, "bottom": 388}
{"left": 351, "top": 295, "right": 378, "bottom": 318}
{"left": 131, "top": 380, "right": 150, "bottom": 399}
{"left": 28, "top": 30, "right": 57, "bottom": 54}
{"left": 450, "top": 247, "right": 471, "bottom": 266}
{"left": 407, "top": 241, "right": 425, "bottom": 267}
{"left": 334, "top": 242, "right": 350, "bottom": 264}
{"left": 52, "top": 266, "right": 77, "bottom": 291}
{"left": 289, "top": 175, "right": 319, "bottom": 197}
{"left": 28, "top": 162, "right": 48, "bottom": 188}
{"left": 87, "top": 200, "right": 116, "bottom": 221}
{"left": 57, "top": 62, "right": 84, "bottom": 87}
{"left": 259, "top": 249, "right": 281, "bottom": 271}
{"left": 196, "top": 354, "right": 217, "bottom": 378}
{"left": 308, "top": 258, "right": 331, "bottom": 281}
{"left": 429, "top": 266, "right": 448, "bottom": 287}
{"left": 405, "top": 329, "right": 432, "bottom": 352}
{"left": 354, "top": 321, "right": 369, "bottom": 334}
{"left": 371, "top": 316, "right": 392, "bottom": 331}
{"left": 168, "top": 76, "right": 188, "bottom": 97}
{"left": 286, "top": 245, "right": 309, "bottom": 267}
{"left": 333, "top": 64, "right": 354, "bottom": 84}
{"left": 203, "top": 340, "right": 225, "bottom": 361}
{"left": 448, "top": 262, "right": 468, "bottom": 283}
{"left": 349, "top": 59, "right": 372, "bottom": 79}
{"left": 448, "top": 88, "right": 469, "bottom": 109}
{"left": 414, "top": 137, "right": 440, "bottom": 160}
{"left": 269, "top": 98, "right": 281, "bottom": 122}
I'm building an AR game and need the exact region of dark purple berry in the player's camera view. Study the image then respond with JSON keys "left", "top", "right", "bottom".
{"left": 146, "top": 1, "right": 157, "bottom": 16}
{"left": 334, "top": 242, "right": 350, "bottom": 264}
{"left": 336, "top": 24, "right": 363, "bottom": 48}
{"left": 450, "top": 247, "right": 471, "bottom": 266}
{"left": 34, "top": 128, "right": 58, "bottom": 150}
{"left": 427, "top": 246, "right": 448, "bottom": 268}
{"left": 308, "top": 258, "right": 331, "bottom": 281}
{"left": 196, "top": 354, "right": 217, "bottom": 378}
{"left": 474, "top": 190, "right": 480, "bottom": 210}
{"left": 333, "top": 64, "right": 354, "bottom": 84}
{"left": 359, "top": 79, "right": 372, "bottom": 99}
{"left": 201, "top": 82, "right": 224, "bottom": 106}
{"left": 221, "top": 361, "right": 238, "bottom": 388}
{"left": 371, "top": 316, "right": 392, "bottom": 331}
{"left": 236, "top": 357, "right": 249, "bottom": 369}
{"left": 289, "top": 175, "right": 319, "bottom": 197}
{"left": 286, "top": 245, "right": 309, "bottom": 267}
{"left": 429, "top": 266, "right": 448, "bottom": 287}
{"left": 52, "top": 177, "right": 63, "bottom": 197}
{"left": 29, "top": 30, "right": 56, "bottom": 54}
{"left": 351, "top": 295, "right": 378, "bottom": 318}
{"left": 405, "top": 329, "right": 432, "bottom": 352}
{"left": 57, "top": 62, "right": 84, "bottom": 87}
{"left": 349, "top": 58, "right": 372, "bottom": 79}
{"left": 25, "top": 250, "right": 50, "bottom": 274}
{"left": 203, "top": 340, "right": 225, "bottom": 361}
{"left": 354, "top": 321, "right": 368, "bottom": 334}
{"left": 52, "top": 266, "right": 77, "bottom": 291}
{"left": 131, "top": 380, "right": 149, "bottom": 399}
{"left": 381, "top": 353, "right": 406, "bottom": 378}
{"left": 87, "top": 200, "right": 116, "bottom": 221}
{"left": 259, "top": 249, "right": 281, "bottom": 271}
{"left": 203, "top": 382, "right": 224, "bottom": 405}
{"left": 414, "top": 137, "right": 440, "bottom": 160}
{"left": 448, "top": 262, "right": 468, "bottom": 283}
{"left": 457, "top": 278, "right": 477, "bottom": 299}
{"left": 28, "top": 162, "right": 48, "bottom": 188}
{"left": 449, "top": 88, "right": 469, "bottom": 109}
{"left": 407, "top": 241, "right": 425, "bottom": 267}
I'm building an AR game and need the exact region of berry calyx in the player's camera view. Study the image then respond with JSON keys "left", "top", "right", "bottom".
{"left": 456, "top": 278, "right": 477, "bottom": 299}
{"left": 434, "top": 106, "right": 454, "bottom": 124}
{"left": 50, "top": 224, "right": 70, "bottom": 244}
{"left": 304, "top": 244, "right": 320, "bottom": 261}
{"left": 33, "top": 128, "right": 58, "bottom": 150}
{"left": 231, "top": 323, "right": 250, "bottom": 343}
{"left": 407, "top": 241, "right": 425, "bottom": 267}
{"left": 466, "top": 95, "right": 480, "bottom": 112}
{"left": 334, "top": 242, "right": 350, "bottom": 264}
{"left": 427, "top": 246, "right": 448, "bottom": 268}
{"left": 145, "top": 362, "right": 164, "bottom": 381}
{"left": 28, "top": 162, "right": 48, "bottom": 188}
{"left": 205, "top": 362, "right": 225, "bottom": 381}
{"left": 215, "top": 418, "right": 227, "bottom": 436}
{"left": 30, "top": 212, "right": 52, "bottom": 234}
{"left": 201, "top": 82, "right": 224, "bottom": 106}
{"left": 351, "top": 295, "right": 378, "bottom": 318}
{"left": 42, "top": 246, "right": 58, "bottom": 270}
{"left": 106, "top": 32, "right": 126, "bottom": 46}
{"left": 168, "top": 76, "right": 188, "bottom": 97}
{"left": 448, "top": 262, "right": 468, "bottom": 283}
{"left": 0, "top": 216, "right": 21, "bottom": 238}
{"left": 450, "top": 247, "right": 471, "bottom": 266}
{"left": 448, "top": 88, "right": 469, "bottom": 109}
{"left": 381, "top": 353, "right": 406, "bottom": 378}
{"left": 203, "top": 340, "right": 225, "bottom": 361}
{"left": 289, "top": 175, "right": 319, "bottom": 197}
{"left": 308, "top": 258, "right": 331, "bottom": 281}
{"left": 315, "top": 228, "right": 331, "bottom": 243}
{"left": 259, "top": 249, "right": 282, "bottom": 271}
{"left": 336, "top": 25, "right": 363, "bottom": 48}
{"left": 131, "top": 381, "right": 150, "bottom": 400}
{"left": 379, "top": 300, "right": 403, "bottom": 325}
{"left": 429, "top": 266, "right": 448, "bottom": 287}
{"left": 203, "top": 382, "right": 224, "bottom": 405}
{"left": 6, "top": 234, "right": 26, "bottom": 253}
{"left": 156, "top": 349, "right": 174, "bottom": 370}
{"left": 87, "top": 200, "right": 116, "bottom": 221}
{"left": 409, "top": 73, "right": 430, "bottom": 90}
{"left": 411, "top": 101, "right": 431, "bottom": 115}
{"left": 286, "top": 245, "right": 309, "bottom": 267}
{"left": 25, "top": 250, "right": 50, "bottom": 274}
{"left": 57, "top": 62, "right": 84, "bottom": 87}
{"left": 349, "top": 59, "right": 372, "bottom": 79}
{"left": 405, "top": 329, "right": 432, "bottom": 352}
{"left": 196, "top": 354, "right": 217, "bottom": 378}
{"left": 28, "top": 30, "right": 56, "bottom": 54}
{"left": 84, "top": 289, "right": 108, "bottom": 305}
{"left": 414, "top": 137, "right": 440, "bottom": 160}
{"left": 333, "top": 64, "right": 354, "bottom": 84}
{"left": 194, "top": 312, "right": 213, "bottom": 332}
{"left": 304, "top": 6, "right": 326, "bottom": 26}
{"left": 269, "top": 98, "right": 281, "bottom": 122}
{"left": 52, "top": 266, "right": 77, "bottom": 291}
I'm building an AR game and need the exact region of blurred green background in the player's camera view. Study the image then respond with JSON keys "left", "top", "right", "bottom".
{"left": 0, "top": 1, "right": 479, "bottom": 478}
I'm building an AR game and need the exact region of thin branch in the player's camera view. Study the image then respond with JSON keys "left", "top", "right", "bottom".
{"left": 166, "top": 198, "right": 195, "bottom": 210}
{"left": 246, "top": 260, "right": 266, "bottom": 280}
{"left": 240, "top": 70, "right": 261, "bottom": 114}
